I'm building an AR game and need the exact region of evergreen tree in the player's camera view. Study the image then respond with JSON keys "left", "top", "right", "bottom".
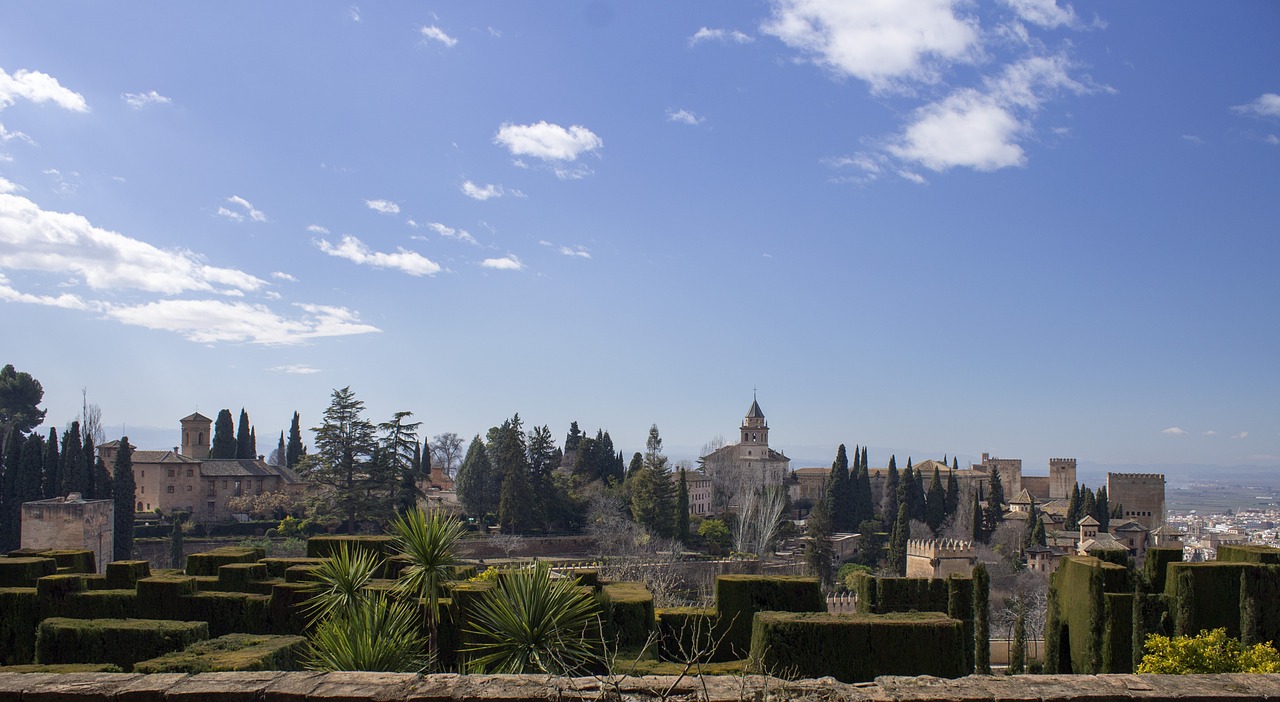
{"left": 456, "top": 435, "right": 498, "bottom": 520}
{"left": 169, "top": 514, "right": 185, "bottom": 570}
{"left": 60, "top": 421, "right": 87, "bottom": 496}
{"left": 379, "top": 411, "right": 422, "bottom": 519}
{"left": 525, "top": 424, "right": 557, "bottom": 529}
{"left": 91, "top": 458, "right": 112, "bottom": 502}
{"left": 112, "top": 436, "right": 135, "bottom": 560}
{"left": 0, "top": 433, "right": 26, "bottom": 550}
{"left": 984, "top": 466, "right": 1005, "bottom": 532}
{"left": 1022, "top": 497, "right": 1039, "bottom": 551}
{"left": 945, "top": 467, "right": 960, "bottom": 518}
{"left": 1032, "top": 516, "right": 1047, "bottom": 547}
{"left": 832, "top": 445, "right": 856, "bottom": 532}
{"left": 888, "top": 503, "right": 909, "bottom": 576}
{"left": 273, "top": 432, "right": 286, "bottom": 467}
{"left": 82, "top": 430, "right": 97, "bottom": 498}
{"left": 676, "top": 468, "right": 690, "bottom": 544}
{"left": 630, "top": 464, "right": 675, "bottom": 538}
{"left": 249, "top": 427, "right": 257, "bottom": 459}
{"left": 495, "top": 416, "right": 535, "bottom": 533}
{"left": 626, "top": 452, "right": 644, "bottom": 481}
{"left": 908, "top": 462, "right": 927, "bottom": 523}
{"left": 564, "top": 421, "right": 583, "bottom": 453}
{"left": 856, "top": 447, "right": 874, "bottom": 526}
{"left": 1010, "top": 595, "right": 1027, "bottom": 674}
{"left": 42, "top": 427, "right": 59, "bottom": 498}
{"left": 211, "top": 409, "right": 236, "bottom": 459}
{"left": 0, "top": 364, "right": 46, "bottom": 460}
{"left": 299, "top": 387, "right": 380, "bottom": 533}
{"left": 645, "top": 424, "right": 665, "bottom": 469}
{"left": 286, "top": 412, "right": 304, "bottom": 468}
{"left": 1066, "top": 483, "right": 1081, "bottom": 531}
{"left": 1094, "top": 486, "right": 1110, "bottom": 530}
{"left": 15, "top": 434, "right": 43, "bottom": 521}
{"left": 973, "top": 564, "right": 991, "bottom": 674}
{"left": 236, "top": 408, "right": 252, "bottom": 459}
{"left": 1080, "top": 489, "right": 1097, "bottom": 527}
{"left": 882, "top": 455, "right": 899, "bottom": 521}
{"left": 805, "top": 497, "right": 834, "bottom": 588}
{"left": 925, "top": 467, "right": 946, "bottom": 534}
{"left": 971, "top": 489, "right": 985, "bottom": 543}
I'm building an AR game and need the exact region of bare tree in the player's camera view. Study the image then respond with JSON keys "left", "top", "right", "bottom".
{"left": 700, "top": 435, "right": 740, "bottom": 515}
{"left": 732, "top": 486, "right": 787, "bottom": 556}
{"left": 429, "top": 432, "right": 465, "bottom": 479}
{"left": 586, "top": 488, "right": 690, "bottom": 607}
{"left": 79, "top": 388, "right": 105, "bottom": 445}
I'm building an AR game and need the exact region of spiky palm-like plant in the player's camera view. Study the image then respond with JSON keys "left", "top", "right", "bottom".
{"left": 390, "top": 508, "right": 465, "bottom": 668}
{"left": 463, "top": 562, "right": 602, "bottom": 675}
{"left": 302, "top": 541, "right": 382, "bottom": 624}
{"left": 304, "top": 591, "right": 426, "bottom": 672}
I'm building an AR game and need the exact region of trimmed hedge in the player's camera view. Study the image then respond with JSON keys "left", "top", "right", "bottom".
{"left": 444, "top": 580, "right": 494, "bottom": 670}
{"left": 133, "top": 633, "right": 306, "bottom": 673}
{"left": 183, "top": 591, "right": 272, "bottom": 636}
{"left": 36, "top": 574, "right": 85, "bottom": 600}
{"left": 1164, "top": 561, "right": 1250, "bottom": 637}
{"left": 750, "top": 611, "right": 965, "bottom": 682}
{"left": 305, "top": 535, "right": 396, "bottom": 560}
{"left": 656, "top": 607, "right": 722, "bottom": 663}
{"left": 44, "top": 550, "right": 95, "bottom": 574}
{"left": 715, "top": 575, "right": 824, "bottom": 660}
{"left": 1143, "top": 547, "right": 1182, "bottom": 589}
{"left": 600, "top": 582, "right": 654, "bottom": 648}
{"left": 60, "top": 590, "right": 140, "bottom": 620}
{"left": 268, "top": 582, "right": 315, "bottom": 636}
{"left": 572, "top": 569, "right": 600, "bottom": 590}
{"left": 135, "top": 575, "right": 197, "bottom": 619}
{"left": 0, "top": 588, "right": 40, "bottom": 665}
{"left": 0, "top": 663, "right": 123, "bottom": 672}
{"left": 0, "top": 557, "right": 56, "bottom": 587}
{"left": 284, "top": 564, "right": 321, "bottom": 583}
{"left": 1217, "top": 544, "right": 1280, "bottom": 564}
{"left": 34, "top": 617, "right": 209, "bottom": 671}
{"left": 217, "top": 563, "right": 268, "bottom": 589}
{"left": 185, "top": 547, "right": 263, "bottom": 576}
{"left": 1052, "top": 556, "right": 1130, "bottom": 674}
{"left": 260, "top": 557, "right": 324, "bottom": 579}
{"left": 106, "top": 561, "right": 152, "bottom": 589}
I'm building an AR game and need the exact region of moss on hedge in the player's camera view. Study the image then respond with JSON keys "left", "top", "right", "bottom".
{"left": 715, "top": 575, "right": 823, "bottom": 660}
{"left": 36, "top": 573, "right": 85, "bottom": 600}
{"left": 60, "top": 590, "right": 140, "bottom": 620}
{"left": 183, "top": 591, "right": 272, "bottom": 637}
{"left": 217, "top": 563, "right": 268, "bottom": 590}
{"left": 132, "top": 633, "right": 306, "bottom": 673}
{"left": 44, "top": 549, "right": 95, "bottom": 574}
{"left": 34, "top": 617, "right": 209, "bottom": 672}
{"left": 259, "top": 557, "right": 324, "bottom": 579}
{"left": 749, "top": 611, "right": 965, "bottom": 682}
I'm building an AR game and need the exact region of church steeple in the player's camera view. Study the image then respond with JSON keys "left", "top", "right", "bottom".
{"left": 741, "top": 396, "right": 768, "bottom": 447}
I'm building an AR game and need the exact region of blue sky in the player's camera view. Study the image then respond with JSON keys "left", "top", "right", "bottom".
{"left": 1, "top": 1, "right": 1277, "bottom": 472}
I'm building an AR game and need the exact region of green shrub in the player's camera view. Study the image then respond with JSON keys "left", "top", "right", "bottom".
{"left": 135, "top": 574, "right": 197, "bottom": 619}
{"left": 600, "top": 582, "right": 654, "bottom": 648}
{"left": 306, "top": 535, "right": 396, "bottom": 561}
{"left": 217, "top": 563, "right": 268, "bottom": 589}
{"left": 1165, "top": 562, "right": 1253, "bottom": 638}
{"left": 1144, "top": 547, "right": 1183, "bottom": 589}
{"left": 1102, "top": 592, "right": 1134, "bottom": 672}
{"left": 572, "top": 569, "right": 600, "bottom": 589}
{"left": 1138, "top": 627, "right": 1280, "bottom": 673}
{"left": 133, "top": 633, "right": 306, "bottom": 673}
{"left": 36, "top": 573, "right": 85, "bottom": 600}
{"left": 0, "top": 557, "right": 56, "bottom": 587}
{"left": 1217, "top": 545, "right": 1280, "bottom": 565}
{"left": 284, "top": 564, "right": 321, "bottom": 583}
{"left": 0, "top": 588, "right": 41, "bottom": 665}
{"left": 60, "top": 590, "right": 139, "bottom": 620}
{"left": 750, "top": 611, "right": 965, "bottom": 682}
{"left": 184, "top": 591, "right": 272, "bottom": 636}
{"left": 268, "top": 582, "right": 315, "bottom": 636}
{"left": 106, "top": 560, "right": 152, "bottom": 589}
{"left": 715, "top": 575, "right": 824, "bottom": 659}
{"left": 43, "top": 550, "right": 95, "bottom": 574}
{"left": 0, "top": 663, "right": 123, "bottom": 672}
{"left": 184, "top": 546, "right": 262, "bottom": 576}
{"left": 656, "top": 607, "right": 723, "bottom": 663}
{"left": 1052, "top": 556, "right": 1130, "bottom": 674}
{"left": 259, "top": 557, "right": 324, "bottom": 579}
{"left": 34, "top": 617, "right": 208, "bottom": 671}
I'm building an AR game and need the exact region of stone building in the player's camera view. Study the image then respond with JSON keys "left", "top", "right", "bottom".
{"left": 700, "top": 399, "right": 791, "bottom": 498}
{"left": 906, "top": 539, "right": 976, "bottom": 578}
{"left": 20, "top": 493, "right": 113, "bottom": 573}
{"left": 99, "top": 412, "right": 303, "bottom": 522}
{"left": 1107, "top": 473, "right": 1166, "bottom": 529}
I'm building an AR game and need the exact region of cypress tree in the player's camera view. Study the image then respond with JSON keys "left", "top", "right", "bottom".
{"left": 984, "top": 466, "right": 1005, "bottom": 531}
{"left": 1080, "top": 489, "right": 1097, "bottom": 527}
{"left": 60, "top": 422, "right": 87, "bottom": 496}
{"left": 43, "top": 427, "right": 59, "bottom": 498}
{"left": 1, "top": 433, "right": 27, "bottom": 550}
{"left": 945, "top": 468, "right": 960, "bottom": 518}
{"left": 169, "top": 514, "right": 185, "bottom": 570}
{"left": 1032, "top": 516, "right": 1047, "bottom": 547}
{"left": 973, "top": 564, "right": 991, "bottom": 674}
{"left": 1094, "top": 487, "right": 1110, "bottom": 531}
{"left": 1009, "top": 595, "right": 1026, "bottom": 674}
{"left": 236, "top": 409, "right": 252, "bottom": 459}
{"left": 92, "top": 458, "right": 112, "bottom": 501}
{"left": 249, "top": 426, "right": 257, "bottom": 459}
{"left": 211, "top": 410, "right": 236, "bottom": 459}
{"left": 857, "top": 447, "right": 874, "bottom": 525}
{"left": 112, "top": 437, "right": 136, "bottom": 560}
{"left": 888, "top": 503, "right": 909, "bottom": 576}
{"left": 829, "top": 444, "right": 853, "bottom": 532}
{"left": 926, "top": 467, "right": 946, "bottom": 533}
{"left": 805, "top": 497, "right": 834, "bottom": 588}
{"left": 1066, "top": 483, "right": 1081, "bottom": 530}
{"left": 971, "top": 489, "right": 985, "bottom": 543}
{"left": 286, "top": 412, "right": 304, "bottom": 468}
{"left": 1131, "top": 579, "right": 1146, "bottom": 672}
{"left": 82, "top": 430, "right": 97, "bottom": 498}
{"left": 455, "top": 435, "right": 497, "bottom": 519}
{"left": 16, "top": 433, "right": 43, "bottom": 512}
{"left": 882, "top": 455, "right": 899, "bottom": 521}
{"left": 676, "top": 468, "right": 690, "bottom": 544}
{"left": 275, "top": 432, "right": 286, "bottom": 466}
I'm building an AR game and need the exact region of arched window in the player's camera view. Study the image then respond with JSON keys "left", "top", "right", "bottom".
{"left": 198, "top": 432, "right": 204, "bottom": 444}
{"left": 136, "top": 502, "right": 143, "bottom": 511}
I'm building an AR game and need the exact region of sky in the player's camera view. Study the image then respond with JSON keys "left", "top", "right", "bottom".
{"left": 1, "top": 1, "right": 1277, "bottom": 473}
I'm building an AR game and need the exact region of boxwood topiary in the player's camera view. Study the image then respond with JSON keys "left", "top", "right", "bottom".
{"left": 132, "top": 633, "right": 306, "bottom": 673}
{"left": 715, "top": 575, "right": 824, "bottom": 659}
{"left": 34, "top": 617, "right": 209, "bottom": 671}
{"left": 600, "top": 582, "right": 654, "bottom": 648}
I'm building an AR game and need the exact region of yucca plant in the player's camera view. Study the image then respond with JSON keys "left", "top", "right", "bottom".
{"left": 463, "top": 562, "right": 603, "bottom": 675}
{"left": 304, "top": 590, "right": 426, "bottom": 672}
{"left": 390, "top": 508, "right": 465, "bottom": 668}
{"left": 302, "top": 540, "right": 382, "bottom": 624}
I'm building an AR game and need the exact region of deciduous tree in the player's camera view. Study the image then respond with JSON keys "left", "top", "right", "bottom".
{"left": 429, "top": 432, "right": 464, "bottom": 480}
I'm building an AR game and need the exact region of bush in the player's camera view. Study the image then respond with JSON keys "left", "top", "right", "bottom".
{"left": 44, "top": 550, "right": 96, "bottom": 574}
{"left": 133, "top": 633, "right": 307, "bottom": 673}
{"left": 1138, "top": 628, "right": 1280, "bottom": 673}
{"left": 656, "top": 607, "right": 723, "bottom": 663}
{"left": 715, "top": 575, "right": 824, "bottom": 660}
{"left": 750, "top": 611, "right": 966, "bottom": 682}
{"left": 1143, "top": 547, "right": 1183, "bottom": 589}
{"left": 59, "top": 590, "right": 140, "bottom": 620}
{"left": 183, "top": 591, "right": 272, "bottom": 636}
{"left": 34, "top": 617, "right": 209, "bottom": 671}
{"left": 0, "top": 587, "right": 41, "bottom": 665}
{"left": 1052, "top": 556, "right": 1130, "bottom": 674}
{"left": 1216, "top": 544, "right": 1280, "bottom": 565}
{"left": 185, "top": 546, "right": 263, "bottom": 576}
{"left": 600, "top": 582, "right": 655, "bottom": 648}
{"left": 1164, "top": 562, "right": 1253, "bottom": 638}
{"left": 106, "top": 560, "right": 152, "bottom": 589}
{"left": 0, "top": 557, "right": 56, "bottom": 587}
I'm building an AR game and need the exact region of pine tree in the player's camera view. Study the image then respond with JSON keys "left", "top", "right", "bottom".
{"left": 379, "top": 411, "right": 422, "bottom": 519}
{"left": 495, "top": 417, "right": 534, "bottom": 533}
{"left": 456, "top": 435, "right": 498, "bottom": 520}
{"left": 888, "top": 503, "right": 909, "bottom": 576}
{"left": 112, "top": 436, "right": 136, "bottom": 560}
{"left": 211, "top": 410, "right": 236, "bottom": 459}
{"left": 286, "top": 412, "right": 304, "bottom": 468}
{"left": 42, "top": 427, "right": 59, "bottom": 498}
{"left": 236, "top": 409, "right": 252, "bottom": 459}
{"left": 301, "top": 388, "right": 380, "bottom": 533}
{"left": 564, "top": 421, "right": 582, "bottom": 453}
{"left": 925, "top": 467, "right": 946, "bottom": 534}
{"left": 882, "top": 455, "right": 899, "bottom": 521}
{"left": 676, "top": 468, "right": 690, "bottom": 544}
{"left": 60, "top": 421, "right": 87, "bottom": 496}
{"left": 1066, "top": 483, "right": 1081, "bottom": 530}
{"left": 0, "top": 433, "right": 26, "bottom": 550}
{"left": 525, "top": 424, "right": 557, "bottom": 530}
{"left": 626, "top": 452, "right": 644, "bottom": 482}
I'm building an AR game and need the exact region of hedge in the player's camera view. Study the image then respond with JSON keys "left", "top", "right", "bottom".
{"left": 656, "top": 607, "right": 723, "bottom": 663}
{"left": 305, "top": 535, "right": 396, "bottom": 561}
{"left": 217, "top": 563, "right": 268, "bottom": 590}
{"left": 0, "top": 557, "right": 56, "bottom": 587}
{"left": 34, "top": 617, "right": 209, "bottom": 671}
{"left": 183, "top": 591, "right": 272, "bottom": 636}
{"left": 185, "top": 547, "right": 263, "bottom": 576}
{"left": 260, "top": 557, "right": 324, "bottom": 579}
{"left": 1217, "top": 544, "right": 1280, "bottom": 564}
{"left": 106, "top": 561, "right": 152, "bottom": 589}
{"left": 715, "top": 575, "right": 824, "bottom": 660}
{"left": 1143, "top": 547, "right": 1182, "bottom": 589}
{"left": 444, "top": 580, "right": 494, "bottom": 670}
{"left": 44, "top": 550, "right": 96, "bottom": 574}
{"left": 749, "top": 611, "right": 965, "bottom": 682}
{"left": 1164, "top": 562, "right": 1251, "bottom": 637}
{"left": 60, "top": 590, "right": 140, "bottom": 620}
{"left": 36, "top": 574, "right": 86, "bottom": 601}
{"left": 132, "top": 633, "right": 306, "bottom": 673}
{"left": 572, "top": 569, "right": 600, "bottom": 590}
{"left": 1051, "top": 556, "right": 1130, "bottom": 674}
{"left": 0, "top": 588, "right": 40, "bottom": 665}
{"left": 600, "top": 582, "right": 654, "bottom": 648}
{"left": 0, "top": 663, "right": 123, "bottom": 672}
{"left": 135, "top": 575, "right": 197, "bottom": 619}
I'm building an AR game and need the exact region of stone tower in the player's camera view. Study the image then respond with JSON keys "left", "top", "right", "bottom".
{"left": 1048, "top": 458, "right": 1077, "bottom": 500}
{"left": 180, "top": 412, "right": 213, "bottom": 459}
{"left": 740, "top": 398, "right": 769, "bottom": 449}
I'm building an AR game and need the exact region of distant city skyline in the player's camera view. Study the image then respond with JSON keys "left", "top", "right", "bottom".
{"left": 1, "top": 2, "right": 1276, "bottom": 471}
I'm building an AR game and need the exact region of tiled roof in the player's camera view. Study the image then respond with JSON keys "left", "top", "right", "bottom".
{"left": 181, "top": 412, "right": 212, "bottom": 422}
{"left": 132, "top": 450, "right": 200, "bottom": 464}
{"left": 746, "top": 399, "right": 764, "bottom": 418}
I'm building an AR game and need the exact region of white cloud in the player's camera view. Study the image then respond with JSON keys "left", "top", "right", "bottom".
{"left": 1000, "top": 0, "right": 1078, "bottom": 29}
{"left": 269, "top": 364, "right": 321, "bottom": 375}
{"left": 0, "top": 176, "right": 17, "bottom": 193}
{"left": 667, "top": 109, "right": 704, "bottom": 126}
{"left": 425, "top": 222, "right": 477, "bottom": 245}
{"left": 121, "top": 90, "right": 171, "bottom": 109}
{"left": 0, "top": 191, "right": 266, "bottom": 295}
{"left": 1204, "top": 430, "right": 1217, "bottom": 436}
{"left": 106, "top": 299, "right": 379, "bottom": 345}
{"left": 271, "top": 271, "right": 298, "bottom": 282}
{"left": 481, "top": 255, "right": 524, "bottom": 271}
{"left": 559, "top": 245, "right": 591, "bottom": 259}
{"left": 761, "top": 0, "right": 980, "bottom": 92}
{"left": 365, "top": 199, "right": 400, "bottom": 215}
{"left": 348, "top": 5, "right": 361, "bottom": 22}
{"left": 306, "top": 224, "right": 330, "bottom": 234}
{"left": 1267, "top": 135, "right": 1280, "bottom": 146}
{"left": 493, "top": 121, "right": 603, "bottom": 162}
{"left": 461, "top": 181, "right": 505, "bottom": 201}
{"left": 0, "top": 68, "right": 88, "bottom": 113}
{"left": 1160, "top": 427, "right": 1186, "bottom": 436}
{"left": 553, "top": 164, "right": 594, "bottom": 180}
{"left": 0, "top": 272, "right": 91, "bottom": 310}
{"left": 421, "top": 25, "right": 458, "bottom": 48}
{"left": 315, "top": 235, "right": 440, "bottom": 276}
{"left": 689, "top": 27, "right": 753, "bottom": 46}
{"left": 1232, "top": 431, "right": 1249, "bottom": 440}
{"left": 1182, "top": 134, "right": 1203, "bottom": 145}
{"left": 219, "top": 195, "right": 266, "bottom": 222}
{"left": 1232, "top": 93, "right": 1280, "bottom": 119}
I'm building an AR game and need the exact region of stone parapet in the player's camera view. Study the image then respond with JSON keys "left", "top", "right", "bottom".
{"left": 2, "top": 672, "right": 1279, "bottom": 701}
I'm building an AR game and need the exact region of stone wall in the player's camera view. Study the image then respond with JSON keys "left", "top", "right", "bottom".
{"left": 1, "top": 672, "right": 1277, "bottom": 701}
{"left": 19, "top": 496, "right": 114, "bottom": 574}
{"left": 1108, "top": 472, "right": 1166, "bottom": 529}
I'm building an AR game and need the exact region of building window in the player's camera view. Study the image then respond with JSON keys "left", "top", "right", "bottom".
{"left": 222, "top": 481, "right": 228, "bottom": 489}
{"left": 187, "top": 469, "right": 194, "bottom": 478}
{"left": 167, "top": 486, "right": 174, "bottom": 493}
{"left": 186, "top": 485, "right": 192, "bottom": 492}
{"left": 168, "top": 469, "right": 175, "bottom": 478}
{"left": 137, "top": 502, "right": 143, "bottom": 511}
{"left": 198, "top": 432, "right": 203, "bottom": 444}
{"left": 141, "top": 471, "right": 145, "bottom": 478}
{"left": 207, "top": 501, "right": 215, "bottom": 511}
{"left": 140, "top": 486, "right": 145, "bottom": 493}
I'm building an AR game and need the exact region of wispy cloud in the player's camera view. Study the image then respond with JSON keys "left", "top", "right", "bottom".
{"left": 348, "top": 5, "right": 361, "bottom": 22}
{"left": 1161, "top": 427, "right": 1186, "bottom": 436}
{"left": 271, "top": 271, "right": 297, "bottom": 282}
{"left": 494, "top": 121, "right": 602, "bottom": 162}
{"left": 689, "top": 27, "right": 753, "bottom": 46}
{"left": 106, "top": 299, "right": 379, "bottom": 345}
{"left": 559, "top": 245, "right": 591, "bottom": 259}
{"left": 421, "top": 25, "right": 458, "bottom": 48}
{"left": 460, "top": 180, "right": 516, "bottom": 201}
{"left": 1232, "top": 93, "right": 1280, "bottom": 119}
{"left": 481, "top": 255, "right": 524, "bottom": 271}
{"left": 1000, "top": 0, "right": 1080, "bottom": 29}
{"left": 1182, "top": 134, "right": 1203, "bottom": 145}
{"left": 269, "top": 364, "right": 321, "bottom": 375}
{"left": 315, "top": 235, "right": 440, "bottom": 276}
{"left": 306, "top": 224, "right": 330, "bottom": 234}
{"left": 1203, "top": 430, "right": 1217, "bottom": 436}
{"left": 666, "top": 109, "right": 704, "bottom": 126}
{"left": 218, "top": 195, "right": 266, "bottom": 222}
{"left": 121, "top": 90, "right": 171, "bottom": 109}
{"left": 423, "top": 222, "right": 477, "bottom": 245}
{"left": 365, "top": 199, "right": 400, "bottom": 215}
{"left": 1232, "top": 431, "right": 1249, "bottom": 440}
